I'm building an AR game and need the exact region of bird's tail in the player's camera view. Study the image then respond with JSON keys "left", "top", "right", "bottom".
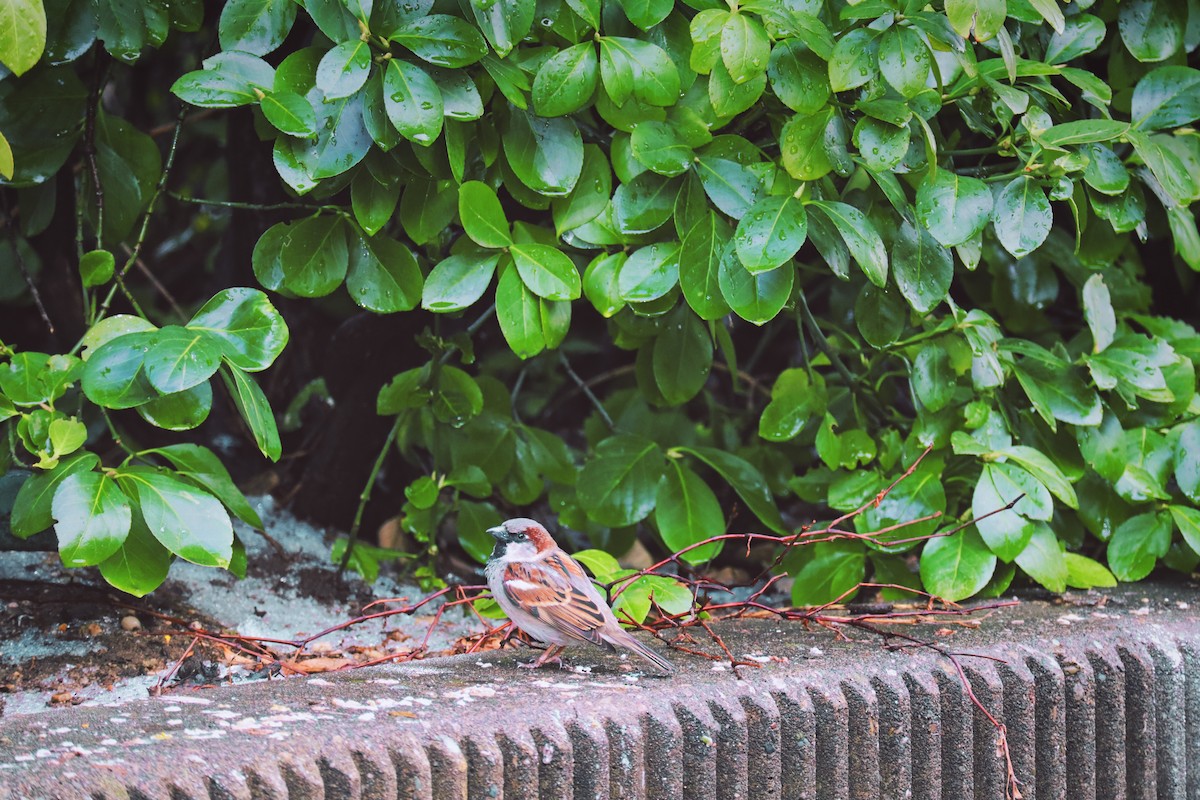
{"left": 610, "top": 630, "right": 674, "bottom": 675}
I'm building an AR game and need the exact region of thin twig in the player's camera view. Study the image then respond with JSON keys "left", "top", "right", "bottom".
{"left": 3, "top": 223, "right": 54, "bottom": 335}
{"left": 337, "top": 415, "right": 403, "bottom": 575}
{"left": 559, "top": 350, "right": 616, "bottom": 431}
{"left": 89, "top": 105, "right": 188, "bottom": 334}
{"left": 83, "top": 50, "right": 110, "bottom": 249}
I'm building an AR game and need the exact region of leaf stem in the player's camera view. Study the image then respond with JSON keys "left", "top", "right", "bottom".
{"left": 338, "top": 413, "right": 403, "bottom": 576}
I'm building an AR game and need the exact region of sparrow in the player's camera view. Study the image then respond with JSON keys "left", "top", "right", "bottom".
{"left": 485, "top": 518, "right": 674, "bottom": 674}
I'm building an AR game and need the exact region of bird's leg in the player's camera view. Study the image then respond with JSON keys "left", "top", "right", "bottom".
{"left": 520, "top": 644, "right": 564, "bottom": 669}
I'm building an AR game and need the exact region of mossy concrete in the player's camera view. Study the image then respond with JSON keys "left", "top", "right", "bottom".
{"left": 2, "top": 583, "right": 1198, "bottom": 799}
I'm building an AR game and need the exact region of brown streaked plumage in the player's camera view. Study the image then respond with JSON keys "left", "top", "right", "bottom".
{"left": 484, "top": 518, "right": 674, "bottom": 674}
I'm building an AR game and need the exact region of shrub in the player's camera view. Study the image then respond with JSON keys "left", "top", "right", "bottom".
{"left": 0, "top": 0, "right": 1198, "bottom": 605}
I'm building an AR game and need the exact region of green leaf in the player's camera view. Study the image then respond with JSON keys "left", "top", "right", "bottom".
{"left": 720, "top": 13, "right": 769, "bottom": 85}
{"left": 973, "top": 462, "right": 1051, "bottom": 561}
{"left": 946, "top": 0, "right": 1004, "bottom": 41}
{"left": 808, "top": 200, "right": 888, "bottom": 287}
{"left": 433, "top": 365, "right": 483, "bottom": 425}
{"left": 655, "top": 460, "right": 724, "bottom": 564}
{"left": 172, "top": 68, "right": 262, "bottom": 108}
{"left": 400, "top": 179, "right": 456, "bottom": 245}
{"left": 1038, "top": 120, "right": 1129, "bottom": 148}
{"left": 618, "top": 242, "right": 680, "bottom": 303}
{"left": 510, "top": 243, "right": 581, "bottom": 301}
{"left": 79, "top": 249, "right": 114, "bottom": 288}
{"left": 98, "top": 513, "right": 172, "bottom": 597}
{"left": 496, "top": 262, "right": 545, "bottom": 359}
{"left": 346, "top": 231, "right": 423, "bottom": 313}
{"left": 791, "top": 541, "right": 865, "bottom": 606}
{"left": 993, "top": 176, "right": 1052, "bottom": 258}
{"left": 261, "top": 90, "right": 318, "bottom": 137}
{"left": 1171, "top": 505, "right": 1200, "bottom": 558}
{"left": 630, "top": 121, "right": 693, "bottom": 177}
{"left": 695, "top": 154, "right": 763, "bottom": 218}
{"left": 1044, "top": 14, "right": 1105, "bottom": 63}
{"left": 147, "top": 443, "right": 263, "bottom": 529}
{"left": 553, "top": 144, "right": 611, "bottom": 234}
{"left": 117, "top": 466, "right": 233, "bottom": 568}
{"left": 51, "top": 471, "right": 131, "bottom": 567}
{"left": 0, "top": 129, "right": 11, "bottom": 180}
{"left": 582, "top": 252, "right": 626, "bottom": 318}
{"left": 456, "top": 499, "right": 503, "bottom": 564}
{"left": 389, "top": 14, "right": 488, "bottom": 68}
{"left": 678, "top": 445, "right": 787, "bottom": 534}
{"left": 919, "top": 528, "right": 996, "bottom": 602}
{"left": 612, "top": 171, "right": 680, "bottom": 234}
{"left": 458, "top": 181, "right": 511, "bottom": 248}
{"left": 780, "top": 109, "right": 834, "bottom": 181}
{"left": 718, "top": 246, "right": 793, "bottom": 325}
{"left": 422, "top": 252, "right": 498, "bottom": 312}
{"left": 429, "top": 67, "right": 482, "bottom": 122}
{"left": 351, "top": 169, "right": 400, "bottom": 236}
{"left": 852, "top": 117, "right": 909, "bottom": 172}
{"left": 81, "top": 331, "right": 158, "bottom": 409}
{"left": 532, "top": 42, "right": 598, "bottom": 118}
{"left": 652, "top": 307, "right": 712, "bottom": 405}
{"left": 1177, "top": 422, "right": 1200, "bottom": 504}
{"left": 916, "top": 171, "right": 993, "bottom": 248}
{"left": 600, "top": 37, "right": 680, "bottom": 107}
{"left": 219, "top": 0, "right": 296, "bottom": 56}
{"left": 1014, "top": 523, "right": 1068, "bottom": 592}
{"left": 680, "top": 211, "right": 732, "bottom": 321}
{"left": 1132, "top": 66, "right": 1200, "bottom": 131}
{"left": 142, "top": 326, "right": 223, "bottom": 395}
{"left": 1063, "top": 553, "right": 1117, "bottom": 589}
{"left": 892, "top": 220, "right": 952, "bottom": 314}
{"left": 910, "top": 343, "right": 954, "bottom": 413}
{"left": 1013, "top": 358, "right": 1103, "bottom": 430}
{"left": 137, "top": 384, "right": 212, "bottom": 432}
{"left": 768, "top": 40, "right": 830, "bottom": 114}
{"left": 618, "top": 0, "right": 670, "bottom": 30}
{"left": 383, "top": 58, "right": 443, "bottom": 145}
{"left": 878, "top": 26, "right": 930, "bottom": 98}
{"left": 1082, "top": 274, "right": 1116, "bottom": 353}
{"left": 828, "top": 29, "right": 877, "bottom": 92}
{"left": 504, "top": 109, "right": 584, "bottom": 197}
{"left": 734, "top": 194, "right": 808, "bottom": 274}
{"left": 994, "top": 445, "right": 1078, "bottom": 508}
{"left": 0, "top": 0, "right": 46, "bottom": 76}
{"left": 280, "top": 215, "right": 349, "bottom": 297}
{"left": 572, "top": 548, "right": 622, "bottom": 581}
{"left": 577, "top": 434, "right": 665, "bottom": 527}
{"left": 1118, "top": 0, "right": 1184, "bottom": 63}
{"left": 759, "top": 368, "right": 819, "bottom": 442}
{"left": 1107, "top": 511, "right": 1171, "bottom": 581}
{"left": 468, "top": 0, "right": 533, "bottom": 57}
{"left": 187, "top": 288, "right": 289, "bottom": 372}
{"left": 316, "top": 39, "right": 371, "bottom": 99}
{"left": 221, "top": 366, "right": 281, "bottom": 462}
{"left": 11, "top": 452, "right": 99, "bottom": 538}
{"left": 855, "top": 466, "right": 945, "bottom": 551}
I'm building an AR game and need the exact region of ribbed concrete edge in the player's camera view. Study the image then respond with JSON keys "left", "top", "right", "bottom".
{"left": 3, "top": 590, "right": 1200, "bottom": 799}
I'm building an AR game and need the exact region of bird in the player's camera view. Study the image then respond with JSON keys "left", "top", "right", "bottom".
{"left": 485, "top": 517, "right": 674, "bottom": 674}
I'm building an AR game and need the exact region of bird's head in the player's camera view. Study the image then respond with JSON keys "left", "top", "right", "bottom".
{"left": 487, "top": 518, "right": 555, "bottom": 560}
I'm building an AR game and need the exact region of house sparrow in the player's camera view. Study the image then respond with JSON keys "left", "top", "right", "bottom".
{"left": 485, "top": 518, "right": 674, "bottom": 675}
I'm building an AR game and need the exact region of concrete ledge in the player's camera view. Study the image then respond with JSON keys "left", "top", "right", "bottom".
{"left": 2, "top": 584, "right": 1199, "bottom": 799}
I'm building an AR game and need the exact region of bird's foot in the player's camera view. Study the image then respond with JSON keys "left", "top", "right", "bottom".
{"left": 520, "top": 645, "right": 565, "bottom": 669}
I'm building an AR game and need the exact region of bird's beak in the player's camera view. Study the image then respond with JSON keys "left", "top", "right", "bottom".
{"left": 486, "top": 525, "right": 506, "bottom": 540}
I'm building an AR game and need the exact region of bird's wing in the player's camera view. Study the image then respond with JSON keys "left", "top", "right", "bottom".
{"left": 502, "top": 554, "right": 614, "bottom": 646}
